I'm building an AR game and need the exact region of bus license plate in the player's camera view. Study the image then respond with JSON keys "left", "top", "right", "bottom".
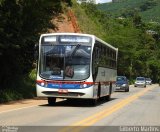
{"left": 58, "top": 89, "right": 68, "bottom": 93}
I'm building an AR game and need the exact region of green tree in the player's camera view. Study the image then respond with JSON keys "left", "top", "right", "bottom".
{"left": 0, "top": 0, "right": 71, "bottom": 90}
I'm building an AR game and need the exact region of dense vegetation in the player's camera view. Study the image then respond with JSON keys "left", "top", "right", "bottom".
{"left": 0, "top": 0, "right": 160, "bottom": 102}
{"left": 72, "top": 1, "right": 160, "bottom": 83}
{"left": 0, "top": 0, "right": 72, "bottom": 102}
{"left": 97, "top": 0, "right": 160, "bottom": 23}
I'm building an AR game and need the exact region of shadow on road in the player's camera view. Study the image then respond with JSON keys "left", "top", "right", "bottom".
{"left": 39, "top": 97, "right": 117, "bottom": 108}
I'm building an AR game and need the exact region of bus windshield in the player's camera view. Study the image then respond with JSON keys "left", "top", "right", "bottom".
{"left": 39, "top": 44, "right": 91, "bottom": 80}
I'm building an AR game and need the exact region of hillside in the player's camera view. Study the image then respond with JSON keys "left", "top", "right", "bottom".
{"left": 71, "top": 1, "right": 160, "bottom": 82}
{"left": 97, "top": 0, "right": 160, "bottom": 23}
{"left": 52, "top": 2, "right": 106, "bottom": 38}
{"left": 49, "top": 14, "right": 74, "bottom": 33}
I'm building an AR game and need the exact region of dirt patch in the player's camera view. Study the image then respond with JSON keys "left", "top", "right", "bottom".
{"left": 48, "top": 13, "right": 75, "bottom": 33}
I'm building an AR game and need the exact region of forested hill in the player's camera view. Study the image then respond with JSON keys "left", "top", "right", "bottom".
{"left": 97, "top": 0, "right": 160, "bottom": 23}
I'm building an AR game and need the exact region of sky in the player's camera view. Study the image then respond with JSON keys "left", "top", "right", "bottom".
{"left": 97, "top": 0, "right": 112, "bottom": 3}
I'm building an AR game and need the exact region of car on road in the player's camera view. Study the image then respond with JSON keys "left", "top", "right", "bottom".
{"left": 115, "top": 76, "right": 129, "bottom": 92}
{"left": 134, "top": 77, "right": 146, "bottom": 87}
{"left": 146, "top": 78, "right": 152, "bottom": 85}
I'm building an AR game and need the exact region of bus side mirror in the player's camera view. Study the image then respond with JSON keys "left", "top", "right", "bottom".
{"left": 34, "top": 43, "right": 39, "bottom": 61}
{"left": 33, "top": 44, "right": 39, "bottom": 68}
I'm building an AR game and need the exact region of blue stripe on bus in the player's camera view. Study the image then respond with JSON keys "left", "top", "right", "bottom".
{"left": 37, "top": 83, "right": 92, "bottom": 89}
{"left": 48, "top": 83, "right": 81, "bottom": 89}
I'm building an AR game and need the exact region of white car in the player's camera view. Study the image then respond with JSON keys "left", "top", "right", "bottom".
{"left": 146, "top": 78, "right": 152, "bottom": 85}
{"left": 134, "top": 77, "right": 146, "bottom": 87}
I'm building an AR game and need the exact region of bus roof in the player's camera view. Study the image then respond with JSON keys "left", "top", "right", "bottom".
{"left": 40, "top": 33, "right": 118, "bottom": 51}
{"left": 40, "top": 32, "right": 93, "bottom": 38}
{"left": 95, "top": 36, "right": 118, "bottom": 51}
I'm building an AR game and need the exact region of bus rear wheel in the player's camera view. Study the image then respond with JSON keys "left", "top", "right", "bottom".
{"left": 104, "top": 94, "right": 111, "bottom": 101}
{"left": 48, "top": 97, "right": 56, "bottom": 106}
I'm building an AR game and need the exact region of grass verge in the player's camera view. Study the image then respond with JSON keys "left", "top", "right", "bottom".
{"left": 0, "top": 69, "right": 36, "bottom": 103}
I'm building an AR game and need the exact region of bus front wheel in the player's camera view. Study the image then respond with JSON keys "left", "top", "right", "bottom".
{"left": 90, "top": 99, "right": 97, "bottom": 106}
{"left": 48, "top": 97, "right": 56, "bottom": 106}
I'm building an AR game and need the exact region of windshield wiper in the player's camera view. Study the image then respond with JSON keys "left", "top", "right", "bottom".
{"left": 66, "top": 44, "right": 81, "bottom": 58}
{"left": 71, "top": 44, "right": 81, "bottom": 56}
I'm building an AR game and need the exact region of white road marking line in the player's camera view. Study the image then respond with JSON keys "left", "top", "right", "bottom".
{"left": 0, "top": 105, "right": 39, "bottom": 114}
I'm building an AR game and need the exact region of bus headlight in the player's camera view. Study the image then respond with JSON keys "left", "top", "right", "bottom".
{"left": 80, "top": 83, "right": 92, "bottom": 88}
{"left": 41, "top": 82, "right": 45, "bottom": 86}
{"left": 83, "top": 84, "right": 87, "bottom": 88}
{"left": 36, "top": 80, "right": 48, "bottom": 87}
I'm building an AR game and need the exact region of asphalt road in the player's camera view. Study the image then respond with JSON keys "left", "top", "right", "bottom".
{"left": 0, "top": 84, "right": 160, "bottom": 132}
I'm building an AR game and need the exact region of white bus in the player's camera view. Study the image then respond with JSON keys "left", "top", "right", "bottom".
{"left": 36, "top": 33, "right": 118, "bottom": 105}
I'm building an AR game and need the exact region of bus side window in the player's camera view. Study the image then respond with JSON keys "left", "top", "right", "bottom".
{"left": 92, "top": 46, "right": 99, "bottom": 81}
{"left": 95, "top": 47, "right": 100, "bottom": 64}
